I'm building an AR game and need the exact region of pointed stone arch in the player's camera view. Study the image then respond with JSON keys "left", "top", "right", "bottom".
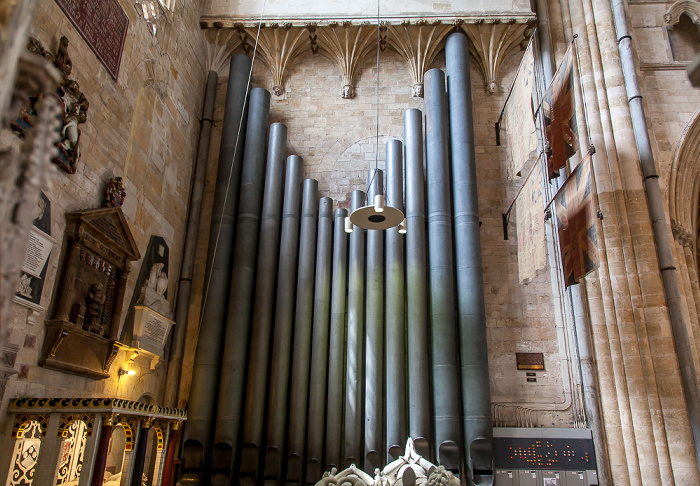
{"left": 668, "top": 106, "right": 700, "bottom": 237}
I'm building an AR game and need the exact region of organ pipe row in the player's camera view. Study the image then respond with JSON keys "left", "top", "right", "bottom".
{"left": 180, "top": 32, "right": 493, "bottom": 486}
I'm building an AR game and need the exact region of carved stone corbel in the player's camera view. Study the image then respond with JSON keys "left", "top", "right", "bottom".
{"left": 384, "top": 20, "right": 453, "bottom": 98}
{"left": 245, "top": 24, "right": 311, "bottom": 97}
{"left": 462, "top": 21, "right": 532, "bottom": 93}
{"left": 315, "top": 22, "right": 378, "bottom": 99}
{"left": 204, "top": 28, "right": 244, "bottom": 75}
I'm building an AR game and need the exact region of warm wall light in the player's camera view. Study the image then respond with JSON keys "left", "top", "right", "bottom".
{"left": 119, "top": 368, "right": 136, "bottom": 376}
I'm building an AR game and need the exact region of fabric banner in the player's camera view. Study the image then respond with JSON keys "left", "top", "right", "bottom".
{"left": 554, "top": 155, "right": 598, "bottom": 287}
{"left": 542, "top": 44, "right": 579, "bottom": 180}
{"left": 516, "top": 155, "right": 547, "bottom": 284}
{"left": 502, "top": 39, "right": 538, "bottom": 180}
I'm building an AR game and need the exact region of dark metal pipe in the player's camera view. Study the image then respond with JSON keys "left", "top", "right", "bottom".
{"left": 211, "top": 87, "right": 271, "bottom": 485}
{"left": 424, "top": 67, "right": 462, "bottom": 471}
{"left": 287, "top": 178, "right": 320, "bottom": 482}
{"left": 445, "top": 32, "right": 493, "bottom": 485}
{"left": 365, "top": 169, "right": 385, "bottom": 472}
{"left": 165, "top": 70, "right": 218, "bottom": 409}
{"left": 345, "top": 189, "right": 366, "bottom": 468}
{"left": 240, "top": 123, "right": 288, "bottom": 477}
{"left": 181, "top": 54, "right": 251, "bottom": 484}
{"left": 306, "top": 197, "right": 335, "bottom": 483}
{"left": 325, "top": 208, "right": 349, "bottom": 470}
{"left": 264, "top": 155, "right": 304, "bottom": 481}
{"left": 385, "top": 140, "right": 406, "bottom": 461}
{"left": 404, "top": 108, "right": 432, "bottom": 460}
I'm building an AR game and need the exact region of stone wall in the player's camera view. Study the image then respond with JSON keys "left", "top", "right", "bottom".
{"left": 3, "top": 0, "right": 208, "bottom": 409}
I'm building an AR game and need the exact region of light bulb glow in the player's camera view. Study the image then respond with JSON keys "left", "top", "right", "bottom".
{"left": 398, "top": 218, "right": 407, "bottom": 234}
{"left": 344, "top": 216, "right": 354, "bottom": 233}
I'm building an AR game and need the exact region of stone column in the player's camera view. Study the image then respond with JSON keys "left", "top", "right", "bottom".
{"left": 90, "top": 413, "right": 115, "bottom": 486}
{"left": 160, "top": 421, "right": 180, "bottom": 486}
{"left": 130, "top": 418, "right": 152, "bottom": 486}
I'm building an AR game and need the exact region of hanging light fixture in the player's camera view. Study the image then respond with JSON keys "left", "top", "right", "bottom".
{"left": 347, "top": 0, "right": 405, "bottom": 232}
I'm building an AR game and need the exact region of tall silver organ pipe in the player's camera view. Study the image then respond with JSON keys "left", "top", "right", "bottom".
{"left": 287, "top": 179, "right": 320, "bottom": 481}
{"left": 306, "top": 197, "right": 335, "bottom": 482}
{"left": 385, "top": 140, "right": 407, "bottom": 460}
{"left": 264, "top": 155, "right": 304, "bottom": 482}
{"left": 345, "top": 189, "right": 366, "bottom": 467}
{"left": 424, "top": 67, "right": 462, "bottom": 471}
{"left": 404, "top": 108, "right": 433, "bottom": 460}
{"left": 445, "top": 32, "right": 494, "bottom": 485}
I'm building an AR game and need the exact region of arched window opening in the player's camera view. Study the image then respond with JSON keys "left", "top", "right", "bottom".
{"left": 104, "top": 425, "right": 127, "bottom": 485}
{"left": 668, "top": 13, "right": 700, "bottom": 62}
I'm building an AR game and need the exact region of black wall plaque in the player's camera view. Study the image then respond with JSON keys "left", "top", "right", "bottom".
{"left": 54, "top": 0, "right": 129, "bottom": 80}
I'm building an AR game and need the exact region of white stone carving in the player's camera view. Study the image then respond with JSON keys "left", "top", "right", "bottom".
{"left": 138, "top": 262, "right": 170, "bottom": 316}
{"left": 316, "top": 439, "right": 456, "bottom": 486}
{"left": 664, "top": 0, "right": 700, "bottom": 25}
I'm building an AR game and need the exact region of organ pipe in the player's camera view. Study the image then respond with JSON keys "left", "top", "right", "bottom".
{"left": 181, "top": 54, "right": 251, "bottom": 484}
{"left": 325, "top": 208, "right": 349, "bottom": 470}
{"left": 385, "top": 140, "right": 407, "bottom": 460}
{"left": 345, "top": 189, "right": 366, "bottom": 468}
{"left": 404, "top": 108, "right": 432, "bottom": 460}
{"left": 264, "top": 155, "right": 304, "bottom": 482}
{"left": 445, "top": 32, "right": 494, "bottom": 485}
{"left": 365, "top": 169, "right": 385, "bottom": 471}
{"left": 287, "top": 178, "right": 320, "bottom": 482}
{"left": 424, "top": 67, "right": 462, "bottom": 471}
{"left": 306, "top": 197, "right": 335, "bottom": 483}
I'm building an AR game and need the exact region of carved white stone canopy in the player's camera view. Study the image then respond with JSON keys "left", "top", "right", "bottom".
{"left": 316, "top": 438, "right": 459, "bottom": 486}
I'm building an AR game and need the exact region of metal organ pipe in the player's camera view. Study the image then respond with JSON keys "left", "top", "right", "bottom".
{"left": 445, "top": 32, "right": 494, "bottom": 485}
{"left": 365, "top": 169, "right": 385, "bottom": 471}
{"left": 264, "top": 155, "right": 304, "bottom": 482}
{"left": 325, "top": 208, "right": 349, "bottom": 470}
{"left": 306, "top": 197, "right": 335, "bottom": 483}
{"left": 345, "top": 189, "right": 366, "bottom": 467}
{"left": 287, "top": 178, "right": 320, "bottom": 482}
{"left": 165, "top": 69, "right": 218, "bottom": 409}
{"left": 181, "top": 53, "right": 251, "bottom": 484}
{"left": 404, "top": 108, "right": 432, "bottom": 460}
{"left": 385, "top": 140, "right": 407, "bottom": 460}
{"left": 212, "top": 87, "right": 271, "bottom": 485}
{"left": 424, "top": 67, "right": 462, "bottom": 471}
{"left": 240, "top": 123, "right": 288, "bottom": 478}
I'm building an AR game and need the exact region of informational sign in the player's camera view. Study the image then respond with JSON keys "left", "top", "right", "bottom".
{"left": 21, "top": 230, "right": 53, "bottom": 279}
{"left": 133, "top": 306, "right": 174, "bottom": 356}
{"left": 53, "top": 0, "right": 129, "bottom": 80}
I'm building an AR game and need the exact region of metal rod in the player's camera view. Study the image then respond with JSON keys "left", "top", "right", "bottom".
{"left": 181, "top": 54, "right": 251, "bottom": 484}
{"left": 306, "top": 197, "right": 335, "bottom": 482}
{"left": 264, "top": 155, "right": 304, "bottom": 481}
{"left": 424, "top": 67, "right": 462, "bottom": 471}
{"left": 345, "top": 189, "right": 366, "bottom": 468}
{"left": 445, "top": 32, "right": 494, "bottom": 485}
{"left": 385, "top": 139, "right": 406, "bottom": 461}
{"left": 287, "top": 178, "right": 320, "bottom": 482}
{"left": 404, "top": 108, "right": 432, "bottom": 460}
{"left": 165, "top": 69, "right": 218, "bottom": 409}
{"left": 325, "top": 208, "right": 349, "bottom": 470}
{"left": 240, "top": 123, "right": 288, "bottom": 478}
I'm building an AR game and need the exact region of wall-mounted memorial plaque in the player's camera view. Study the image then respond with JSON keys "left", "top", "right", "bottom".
{"left": 53, "top": 0, "right": 129, "bottom": 80}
